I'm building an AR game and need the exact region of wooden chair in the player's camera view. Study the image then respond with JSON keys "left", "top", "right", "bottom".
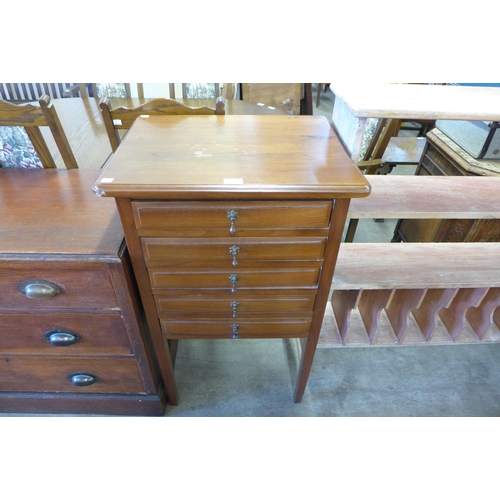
{"left": 75, "top": 83, "right": 140, "bottom": 99}
{"left": 0, "top": 95, "right": 78, "bottom": 169}
{"left": 99, "top": 96, "right": 225, "bottom": 152}
{"left": 358, "top": 118, "right": 426, "bottom": 175}
{"left": 315, "top": 83, "right": 330, "bottom": 109}
{"left": 80, "top": 83, "right": 227, "bottom": 100}
{"left": 167, "top": 83, "right": 221, "bottom": 100}
{"left": 345, "top": 118, "right": 427, "bottom": 242}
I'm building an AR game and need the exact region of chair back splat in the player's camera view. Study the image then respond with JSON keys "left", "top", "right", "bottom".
{"left": 0, "top": 95, "right": 78, "bottom": 169}
{"left": 99, "top": 96, "right": 225, "bottom": 152}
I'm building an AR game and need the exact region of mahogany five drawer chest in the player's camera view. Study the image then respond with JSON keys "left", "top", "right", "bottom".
{"left": 0, "top": 169, "right": 165, "bottom": 415}
{"left": 94, "top": 115, "right": 370, "bottom": 405}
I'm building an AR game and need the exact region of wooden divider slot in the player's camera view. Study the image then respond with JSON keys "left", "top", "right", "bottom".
{"left": 411, "top": 288, "right": 459, "bottom": 342}
{"left": 357, "top": 289, "right": 394, "bottom": 343}
{"left": 438, "top": 288, "right": 489, "bottom": 341}
{"left": 385, "top": 288, "right": 427, "bottom": 343}
{"left": 331, "top": 289, "right": 361, "bottom": 344}
{"left": 465, "top": 288, "right": 500, "bottom": 340}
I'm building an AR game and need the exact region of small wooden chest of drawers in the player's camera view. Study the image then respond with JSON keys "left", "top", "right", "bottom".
{"left": 94, "top": 115, "right": 370, "bottom": 405}
{"left": 0, "top": 170, "right": 165, "bottom": 415}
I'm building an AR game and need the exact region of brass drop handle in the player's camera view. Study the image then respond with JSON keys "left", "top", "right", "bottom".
{"left": 44, "top": 329, "right": 80, "bottom": 347}
{"left": 227, "top": 210, "right": 239, "bottom": 235}
{"left": 229, "top": 246, "right": 240, "bottom": 266}
{"left": 229, "top": 273, "right": 239, "bottom": 293}
{"left": 68, "top": 373, "right": 97, "bottom": 387}
{"left": 232, "top": 324, "right": 239, "bottom": 339}
{"left": 230, "top": 301, "right": 240, "bottom": 318}
{"left": 18, "top": 279, "right": 61, "bottom": 300}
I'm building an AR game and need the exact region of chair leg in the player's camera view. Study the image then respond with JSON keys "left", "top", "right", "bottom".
{"left": 344, "top": 219, "right": 359, "bottom": 242}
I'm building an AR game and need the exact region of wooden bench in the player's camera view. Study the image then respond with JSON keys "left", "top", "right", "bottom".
{"left": 319, "top": 175, "right": 500, "bottom": 348}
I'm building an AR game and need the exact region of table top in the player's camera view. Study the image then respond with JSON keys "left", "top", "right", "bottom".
{"left": 0, "top": 169, "right": 123, "bottom": 257}
{"left": 43, "top": 97, "right": 286, "bottom": 170}
{"left": 94, "top": 114, "right": 371, "bottom": 200}
{"left": 330, "top": 83, "right": 500, "bottom": 121}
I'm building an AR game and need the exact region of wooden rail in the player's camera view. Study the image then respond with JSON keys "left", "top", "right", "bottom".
{"left": 319, "top": 175, "right": 500, "bottom": 348}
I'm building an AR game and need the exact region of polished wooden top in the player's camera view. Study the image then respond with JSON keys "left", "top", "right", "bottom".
{"left": 330, "top": 83, "right": 500, "bottom": 121}
{"left": 42, "top": 98, "right": 286, "bottom": 170}
{"left": 94, "top": 115, "right": 371, "bottom": 200}
{"left": 0, "top": 169, "right": 123, "bottom": 257}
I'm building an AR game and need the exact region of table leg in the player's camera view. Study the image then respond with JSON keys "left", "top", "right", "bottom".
{"left": 331, "top": 96, "right": 367, "bottom": 165}
{"left": 294, "top": 198, "right": 350, "bottom": 402}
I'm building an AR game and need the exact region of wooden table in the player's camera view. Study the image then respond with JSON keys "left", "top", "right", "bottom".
{"left": 93, "top": 114, "right": 370, "bottom": 406}
{"left": 42, "top": 98, "right": 286, "bottom": 170}
{"left": 330, "top": 83, "right": 500, "bottom": 162}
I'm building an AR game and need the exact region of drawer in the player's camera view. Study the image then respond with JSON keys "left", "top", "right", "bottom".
{"left": 132, "top": 201, "right": 333, "bottom": 237}
{"left": 141, "top": 237, "right": 327, "bottom": 268}
{"left": 0, "top": 265, "right": 118, "bottom": 310}
{"left": 160, "top": 318, "right": 312, "bottom": 339}
{"left": 0, "top": 356, "right": 145, "bottom": 393}
{"left": 0, "top": 312, "right": 132, "bottom": 355}
{"left": 149, "top": 268, "right": 321, "bottom": 291}
{"left": 155, "top": 294, "right": 317, "bottom": 318}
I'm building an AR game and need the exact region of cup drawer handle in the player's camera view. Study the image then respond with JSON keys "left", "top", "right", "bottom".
{"left": 44, "top": 330, "right": 80, "bottom": 347}
{"left": 68, "top": 373, "right": 98, "bottom": 387}
{"left": 18, "top": 279, "right": 62, "bottom": 300}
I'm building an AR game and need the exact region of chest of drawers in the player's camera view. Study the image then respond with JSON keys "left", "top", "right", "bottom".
{"left": 0, "top": 170, "right": 165, "bottom": 415}
{"left": 94, "top": 115, "right": 370, "bottom": 404}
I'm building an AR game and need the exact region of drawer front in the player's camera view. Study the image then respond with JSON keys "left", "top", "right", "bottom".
{"left": 0, "top": 356, "right": 145, "bottom": 393}
{"left": 0, "top": 312, "right": 132, "bottom": 355}
{"left": 422, "top": 144, "right": 466, "bottom": 176}
{"left": 149, "top": 268, "right": 321, "bottom": 291}
{"left": 155, "top": 294, "right": 316, "bottom": 318}
{"left": 141, "top": 237, "right": 326, "bottom": 268}
{"left": 0, "top": 265, "right": 118, "bottom": 310}
{"left": 161, "top": 319, "right": 312, "bottom": 339}
{"left": 132, "top": 201, "right": 333, "bottom": 236}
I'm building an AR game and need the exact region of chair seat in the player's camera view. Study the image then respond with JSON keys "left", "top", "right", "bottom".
{"left": 381, "top": 137, "right": 426, "bottom": 165}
